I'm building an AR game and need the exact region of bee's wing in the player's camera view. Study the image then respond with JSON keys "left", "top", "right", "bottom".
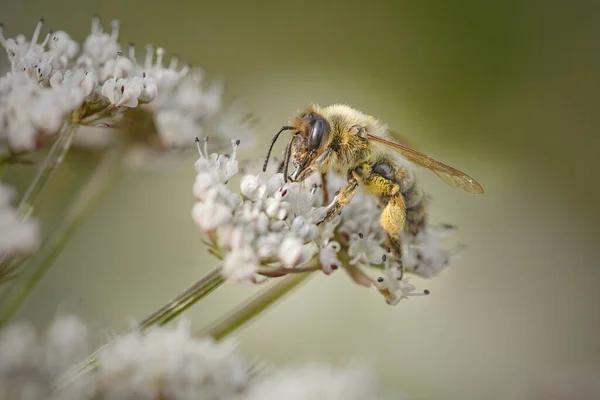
{"left": 386, "top": 130, "right": 421, "bottom": 150}
{"left": 366, "top": 133, "right": 484, "bottom": 194}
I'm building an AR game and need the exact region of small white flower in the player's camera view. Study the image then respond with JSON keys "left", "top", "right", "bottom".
{"left": 0, "top": 182, "right": 39, "bottom": 257}
{"left": 374, "top": 263, "right": 424, "bottom": 305}
{"left": 193, "top": 172, "right": 220, "bottom": 201}
{"left": 49, "top": 31, "right": 80, "bottom": 65}
{"left": 240, "top": 174, "right": 261, "bottom": 199}
{"left": 222, "top": 246, "right": 259, "bottom": 282}
{"left": 101, "top": 77, "right": 142, "bottom": 107}
{"left": 278, "top": 237, "right": 309, "bottom": 268}
{"left": 347, "top": 232, "right": 385, "bottom": 266}
{"left": 194, "top": 137, "right": 239, "bottom": 183}
{"left": 100, "top": 55, "right": 135, "bottom": 81}
{"left": 290, "top": 216, "right": 318, "bottom": 243}
{"left": 319, "top": 241, "right": 341, "bottom": 274}
{"left": 80, "top": 17, "right": 121, "bottom": 66}
{"left": 192, "top": 198, "right": 232, "bottom": 232}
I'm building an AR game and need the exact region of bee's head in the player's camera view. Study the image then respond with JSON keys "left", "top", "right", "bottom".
{"left": 287, "top": 110, "right": 331, "bottom": 182}
{"left": 262, "top": 108, "right": 331, "bottom": 183}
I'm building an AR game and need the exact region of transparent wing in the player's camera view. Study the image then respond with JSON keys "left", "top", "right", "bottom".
{"left": 367, "top": 133, "right": 484, "bottom": 194}
{"left": 387, "top": 130, "right": 421, "bottom": 150}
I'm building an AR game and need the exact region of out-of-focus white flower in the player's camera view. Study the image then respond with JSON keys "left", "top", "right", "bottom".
{"left": 152, "top": 71, "right": 227, "bottom": 147}
{"left": 79, "top": 17, "right": 120, "bottom": 66}
{"left": 401, "top": 225, "right": 461, "bottom": 278}
{"left": 0, "top": 315, "right": 94, "bottom": 400}
{"left": 96, "top": 320, "right": 248, "bottom": 400}
{"left": 192, "top": 195, "right": 233, "bottom": 232}
{"left": 246, "top": 363, "right": 384, "bottom": 400}
{"left": 0, "top": 182, "right": 39, "bottom": 257}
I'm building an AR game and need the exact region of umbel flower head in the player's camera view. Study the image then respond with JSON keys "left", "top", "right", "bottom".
{"left": 0, "top": 315, "right": 387, "bottom": 400}
{"left": 0, "top": 16, "right": 253, "bottom": 159}
{"left": 192, "top": 138, "right": 463, "bottom": 305}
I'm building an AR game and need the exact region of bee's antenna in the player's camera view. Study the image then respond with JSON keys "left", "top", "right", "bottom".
{"left": 263, "top": 126, "right": 294, "bottom": 172}
{"left": 282, "top": 134, "right": 298, "bottom": 183}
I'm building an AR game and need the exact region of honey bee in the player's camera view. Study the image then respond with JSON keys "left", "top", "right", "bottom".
{"left": 262, "top": 104, "right": 483, "bottom": 261}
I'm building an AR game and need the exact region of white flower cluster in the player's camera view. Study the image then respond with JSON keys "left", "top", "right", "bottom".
{"left": 0, "top": 182, "right": 39, "bottom": 263}
{"left": 0, "top": 16, "right": 251, "bottom": 156}
{"left": 192, "top": 138, "right": 327, "bottom": 283}
{"left": 0, "top": 315, "right": 385, "bottom": 400}
{"left": 192, "top": 141, "right": 461, "bottom": 305}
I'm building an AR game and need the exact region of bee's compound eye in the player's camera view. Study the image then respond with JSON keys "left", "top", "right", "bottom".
{"left": 373, "top": 162, "right": 395, "bottom": 180}
{"left": 308, "top": 118, "right": 325, "bottom": 150}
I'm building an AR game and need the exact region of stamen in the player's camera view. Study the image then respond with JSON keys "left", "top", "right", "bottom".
{"left": 113, "top": 51, "right": 123, "bottom": 79}
{"left": 358, "top": 232, "right": 363, "bottom": 239}
{"left": 40, "top": 29, "right": 51, "bottom": 47}
{"left": 179, "top": 63, "right": 190, "bottom": 77}
{"left": 194, "top": 137, "right": 202, "bottom": 156}
{"left": 144, "top": 44, "right": 153, "bottom": 70}
{"left": 91, "top": 15, "right": 100, "bottom": 35}
{"left": 382, "top": 254, "right": 386, "bottom": 262}
{"left": 407, "top": 291, "right": 430, "bottom": 297}
{"left": 110, "top": 19, "right": 120, "bottom": 40}
{"left": 168, "top": 55, "right": 179, "bottom": 70}
{"left": 29, "top": 18, "right": 44, "bottom": 49}
{"left": 155, "top": 47, "right": 164, "bottom": 67}
{"left": 203, "top": 136, "right": 209, "bottom": 159}
{"left": 0, "top": 23, "right": 6, "bottom": 47}
{"left": 128, "top": 42, "right": 136, "bottom": 61}
{"left": 230, "top": 139, "right": 239, "bottom": 160}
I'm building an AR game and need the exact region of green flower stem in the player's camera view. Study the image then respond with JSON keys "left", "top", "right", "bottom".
{"left": 0, "top": 144, "right": 123, "bottom": 326}
{"left": 57, "top": 265, "right": 226, "bottom": 388}
{"left": 16, "top": 121, "right": 79, "bottom": 220}
{"left": 139, "top": 266, "right": 225, "bottom": 329}
{"left": 198, "top": 269, "right": 317, "bottom": 340}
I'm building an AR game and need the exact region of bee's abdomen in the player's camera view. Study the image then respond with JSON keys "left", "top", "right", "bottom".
{"left": 400, "top": 174, "right": 427, "bottom": 235}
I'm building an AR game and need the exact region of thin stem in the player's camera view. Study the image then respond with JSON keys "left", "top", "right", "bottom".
{"left": 0, "top": 145, "right": 123, "bottom": 326}
{"left": 198, "top": 269, "right": 316, "bottom": 340}
{"left": 56, "top": 265, "right": 226, "bottom": 388}
{"left": 139, "top": 265, "right": 225, "bottom": 328}
{"left": 16, "top": 121, "right": 79, "bottom": 220}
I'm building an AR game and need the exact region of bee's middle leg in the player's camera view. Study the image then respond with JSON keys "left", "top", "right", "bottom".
{"left": 316, "top": 171, "right": 359, "bottom": 225}
{"left": 320, "top": 171, "right": 329, "bottom": 205}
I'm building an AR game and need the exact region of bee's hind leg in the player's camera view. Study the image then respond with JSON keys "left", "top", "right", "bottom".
{"left": 316, "top": 171, "right": 359, "bottom": 225}
{"left": 385, "top": 232, "right": 405, "bottom": 276}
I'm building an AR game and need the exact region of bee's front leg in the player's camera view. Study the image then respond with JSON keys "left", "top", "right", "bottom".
{"left": 316, "top": 171, "right": 359, "bottom": 225}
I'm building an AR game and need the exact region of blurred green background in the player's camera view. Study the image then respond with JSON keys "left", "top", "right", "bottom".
{"left": 1, "top": 0, "right": 600, "bottom": 399}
